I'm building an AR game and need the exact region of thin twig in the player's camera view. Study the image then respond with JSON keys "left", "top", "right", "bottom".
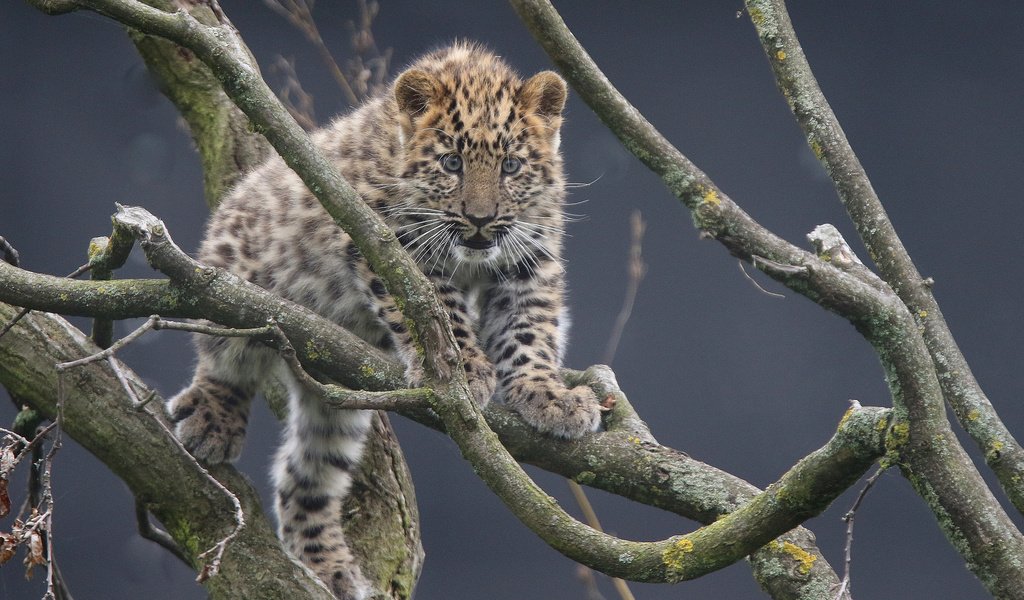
{"left": 266, "top": 324, "right": 431, "bottom": 411}
{"left": 55, "top": 315, "right": 159, "bottom": 372}
{"left": 575, "top": 563, "right": 608, "bottom": 600}
{"left": 834, "top": 465, "right": 886, "bottom": 599}
{"left": 0, "top": 236, "right": 20, "bottom": 267}
{"left": 107, "top": 357, "right": 141, "bottom": 406}
{"left": 42, "top": 372, "right": 67, "bottom": 600}
{"left": 575, "top": 212, "right": 643, "bottom": 600}
{"left": 602, "top": 211, "right": 646, "bottom": 365}
{"left": 738, "top": 260, "right": 785, "bottom": 298}
{"left": 566, "top": 478, "right": 637, "bottom": 600}
{"left": 263, "top": 0, "right": 360, "bottom": 105}
{"left": 54, "top": 315, "right": 246, "bottom": 582}
{"left": 0, "top": 422, "right": 59, "bottom": 473}
{"left": 269, "top": 56, "right": 317, "bottom": 130}
{"left": 135, "top": 499, "right": 190, "bottom": 567}
{"left": 151, "top": 318, "right": 275, "bottom": 338}
{"left": 1, "top": 422, "right": 58, "bottom": 525}
{"left": 265, "top": 0, "right": 390, "bottom": 106}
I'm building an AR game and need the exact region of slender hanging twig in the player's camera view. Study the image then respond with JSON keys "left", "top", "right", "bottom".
{"left": 834, "top": 464, "right": 887, "bottom": 599}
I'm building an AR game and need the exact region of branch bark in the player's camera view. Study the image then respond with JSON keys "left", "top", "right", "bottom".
{"left": 0, "top": 210, "right": 889, "bottom": 590}
{"left": 744, "top": 0, "right": 1024, "bottom": 518}
{"left": 509, "top": 0, "right": 1024, "bottom": 596}
{"left": 11, "top": 0, "right": 976, "bottom": 596}
{"left": 0, "top": 303, "right": 334, "bottom": 600}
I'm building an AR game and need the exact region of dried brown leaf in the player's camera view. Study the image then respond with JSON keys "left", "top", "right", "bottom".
{"left": 23, "top": 529, "right": 45, "bottom": 579}
{"left": 0, "top": 532, "right": 17, "bottom": 564}
{"left": 0, "top": 482, "right": 9, "bottom": 519}
{"left": 0, "top": 446, "right": 15, "bottom": 474}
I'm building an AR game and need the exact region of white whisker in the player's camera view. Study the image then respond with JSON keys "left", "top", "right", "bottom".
{"left": 564, "top": 173, "right": 604, "bottom": 189}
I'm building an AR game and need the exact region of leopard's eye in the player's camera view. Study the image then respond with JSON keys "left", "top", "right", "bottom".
{"left": 501, "top": 157, "right": 522, "bottom": 176}
{"left": 442, "top": 154, "right": 463, "bottom": 173}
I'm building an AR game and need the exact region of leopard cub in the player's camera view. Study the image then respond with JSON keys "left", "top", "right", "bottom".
{"left": 168, "top": 42, "right": 601, "bottom": 599}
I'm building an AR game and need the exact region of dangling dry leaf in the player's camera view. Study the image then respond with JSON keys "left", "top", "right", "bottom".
{"left": 23, "top": 529, "right": 45, "bottom": 580}
{"left": 0, "top": 481, "right": 10, "bottom": 519}
{"left": 0, "top": 445, "right": 15, "bottom": 474}
{"left": 0, "top": 532, "right": 17, "bottom": 564}
{"left": 0, "top": 445, "right": 15, "bottom": 518}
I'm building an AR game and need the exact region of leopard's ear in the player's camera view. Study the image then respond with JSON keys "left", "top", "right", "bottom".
{"left": 394, "top": 68, "right": 440, "bottom": 117}
{"left": 517, "top": 71, "right": 568, "bottom": 120}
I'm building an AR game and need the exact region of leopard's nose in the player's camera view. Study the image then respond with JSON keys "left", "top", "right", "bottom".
{"left": 465, "top": 213, "right": 495, "bottom": 229}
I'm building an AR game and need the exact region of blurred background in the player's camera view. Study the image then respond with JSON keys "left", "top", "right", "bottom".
{"left": 3, "top": 1, "right": 1023, "bottom": 598}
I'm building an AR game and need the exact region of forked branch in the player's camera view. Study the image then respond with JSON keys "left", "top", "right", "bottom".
{"left": 509, "top": 0, "right": 1024, "bottom": 595}
{"left": 744, "top": 0, "right": 1024, "bottom": 517}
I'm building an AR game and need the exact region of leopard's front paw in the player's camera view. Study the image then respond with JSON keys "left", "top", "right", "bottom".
{"left": 167, "top": 381, "right": 250, "bottom": 464}
{"left": 508, "top": 381, "right": 603, "bottom": 439}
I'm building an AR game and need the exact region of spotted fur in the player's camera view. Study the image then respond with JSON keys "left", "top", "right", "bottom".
{"left": 168, "top": 42, "right": 601, "bottom": 599}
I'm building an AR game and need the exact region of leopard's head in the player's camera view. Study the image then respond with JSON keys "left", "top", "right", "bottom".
{"left": 388, "top": 43, "right": 568, "bottom": 276}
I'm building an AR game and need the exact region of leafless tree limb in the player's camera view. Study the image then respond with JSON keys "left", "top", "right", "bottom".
{"left": 509, "top": 0, "right": 1024, "bottom": 596}
{"left": 835, "top": 464, "right": 887, "bottom": 600}
{"left": 744, "top": 0, "right": 1024, "bottom": 517}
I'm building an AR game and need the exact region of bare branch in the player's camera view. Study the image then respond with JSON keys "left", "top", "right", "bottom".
{"left": 0, "top": 237, "right": 19, "bottom": 267}
{"left": 602, "top": 210, "right": 646, "bottom": 365}
{"left": 263, "top": 0, "right": 360, "bottom": 105}
{"left": 54, "top": 314, "right": 247, "bottom": 584}
{"left": 509, "top": 0, "right": 1024, "bottom": 595}
{"left": 567, "top": 480, "right": 636, "bottom": 600}
{"left": 835, "top": 464, "right": 887, "bottom": 600}
{"left": 745, "top": 0, "right": 1024, "bottom": 517}
{"left": 134, "top": 499, "right": 190, "bottom": 567}
{"left": 737, "top": 260, "right": 785, "bottom": 298}
{"left": 269, "top": 56, "right": 318, "bottom": 130}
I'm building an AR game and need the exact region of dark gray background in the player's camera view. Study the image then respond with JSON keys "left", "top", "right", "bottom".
{"left": 3, "top": 1, "right": 1023, "bottom": 598}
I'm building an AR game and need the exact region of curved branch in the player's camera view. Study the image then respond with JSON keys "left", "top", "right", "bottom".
{"left": 509, "top": 0, "right": 1024, "bottom": 595}
{"left": 744, "top": 0, "right": 1024, "bottom": 517}
{"left": 1, "top": 213, "right": 888, "bottom": 588}
{"left": 71, "top": 0, "right": 461, "bottom": 389}
{"left": 17, "top": 0, "right": 910, "bottom": 591}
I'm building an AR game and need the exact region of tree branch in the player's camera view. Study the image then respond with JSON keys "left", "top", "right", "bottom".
{"left": 15, "top": 0, "right": 951, "bottom": 594}
{"left": 744, "top": 0, "right": 1024, "bottom": 518}
{"left": 125, "top": 0, "right": 272, "bottom": 208}
{"left": 0, "top": 209, "right": 890, "bottom": 587}
{"left": 0, "top": 303, "right": 335, "bottom": 600}
{"left": 509, "top": 0, "right": 1024, "bottom": 596}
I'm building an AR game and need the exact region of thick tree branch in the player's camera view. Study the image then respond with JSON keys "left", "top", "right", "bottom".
{"left": 17, "top": 0, "right": 925, "bottom": 593}
{"left": 0, "top": 211, "right": 890, "bottom": 589}
{"left": 509, "top": 0, "right": 1024, "bottom": 596}
{"left": 0, "top": 304, "right": 335, "bottom": 600}
{"left": 65, "top": 0, "right": 462, "bottom": 390}
{"left": 744, "top": 0, "right": 1024, "bottom": 518}
{"left": 126, "top": 0, "right": 271, "bottom": 207}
